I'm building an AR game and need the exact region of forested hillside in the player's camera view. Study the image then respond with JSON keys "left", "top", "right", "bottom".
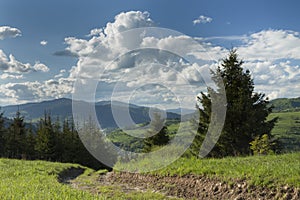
{"left": 271, "top": 97, "right": 300, "bottom": 112}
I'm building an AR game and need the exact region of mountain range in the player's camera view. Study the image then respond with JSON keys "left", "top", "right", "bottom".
{"left": 1, "top": 97, "right": 299, "bottom": 129}
{"left": 1, "top": 98, "right": 181, "bottom": 129}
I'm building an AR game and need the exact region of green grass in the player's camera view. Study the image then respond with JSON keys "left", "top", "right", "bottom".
{"left": 107, "top": 121, "right": 192, "bottom": 153}
{"left": 0, "top": 159, "right": 98, "bottom": 200}
{"left": 269, "top": 111, "right": 300, "bottom": 152}
{"left": 0, "top": 158, "right": 180, "bottom": 199}
{"left": 115, "top": 152, "right": 300, "bottom": 188}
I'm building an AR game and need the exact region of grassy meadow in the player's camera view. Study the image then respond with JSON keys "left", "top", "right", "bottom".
{"left": 1, "top": 112, "right": 299, "bottom": 199}
{"left": 0, "top": 159, "right": 179, "bottom": 200}
{"left": 269, "top": 111, "right": 300, "bottom": 152}
{"left": 0, "top": 159, "right": 98, "bottom": 200}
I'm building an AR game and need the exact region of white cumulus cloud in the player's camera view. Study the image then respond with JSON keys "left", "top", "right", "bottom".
{"left": 193, "top": 15, "right": 213, "bottom": 25}
{"left": 0, "top": 26, "right": 21, "bottom": 40}
{"left": 238, "top": 29, "right": 300, "bottom": 61}
{"left": 0, "top": 50, "right": 49, "bottom": 73}
{"left": 3, "top": 11, "right": 300, "bottom": 106}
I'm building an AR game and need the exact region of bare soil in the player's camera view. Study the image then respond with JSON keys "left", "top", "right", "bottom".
{"left": 103, "top": 172, "right": 299, "bottom": 200}
{"left": 62, "top": 168, "right": 300, "bottom": 199}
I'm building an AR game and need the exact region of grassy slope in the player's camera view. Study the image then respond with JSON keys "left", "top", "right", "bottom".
{"left": 271, "top": 97, "right": 300, "bottom": 112}
{"left": 0, "top": 159, "right": 97, "bottom": 200}
{"left": 0, "top": 159, "right": 178, "bottom": 200}
{"left": 269, "top": 111, "right": 300, "bottom": 152}
{"left": 115, "top": 152, "right": 300, "bottom": 188}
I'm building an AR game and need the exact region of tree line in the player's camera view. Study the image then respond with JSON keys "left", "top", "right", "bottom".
{"left": 0, "top": 111, "right": 110, "bottom": 170}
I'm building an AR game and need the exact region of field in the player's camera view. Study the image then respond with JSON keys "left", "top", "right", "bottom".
{"left": 0, "top": 159, "right": 178, "bottom": 200}
{"left": 3, "top": 154, "right": 297, "bottom": 199}
{"left": 0, "top": 153, "right": 299, "bottom": 199}
{"left": 269, "top": 111, "right": 300, "bottom": 152}
{"left": 0, "top": 159, "right": 97, "bottom": 200}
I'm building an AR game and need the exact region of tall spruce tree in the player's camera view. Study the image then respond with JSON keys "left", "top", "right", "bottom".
{"left": 35, "top": 113, "right": 57, "bottom": 160}
{"left": 0, "top": 109, "right": 6, "bottom": 156}
{"left": 194, "top": 50, "right": 277, "bottom": 157}
{"left": 25, "top": 122, "right": 37, "bottom": 159}
{"left": 6, "top": 110, "right": 27, "bottom": 158}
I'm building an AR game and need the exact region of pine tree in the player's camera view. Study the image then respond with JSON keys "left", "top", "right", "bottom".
{"left": 35, "top": 113, "right": 57, "bottom": 160}
{"left": 6, "top": 110, "right": 27, "bottom": 158}
{"left": 143, "top": 112, "right": 169, "bottom": 152}
{"left": 61, "top": 119, "right": 78, "bottom": 163}
{"left": 194, "top": 50, "right": 277, "bottom": 157}
{"left": 53, "top": 117, "right": 63, "bottom": 161}
{"left": 0, "top": 109, "right": 6, "bottom": 157}
{"left": 78, "top": 117, "right": 117, "bottom": 169}
{"left": 24, "top": 122, "right": 37, "bottom": 159}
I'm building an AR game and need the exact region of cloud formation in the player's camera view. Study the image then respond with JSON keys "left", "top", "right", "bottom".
{"left": 2, "top": 11, "right": 300, "bottom": 106}
{"left": 193, "top": 15, "right": 213, "bottom": 25}
{"left": 0, "top": 26, "right": 21, "bottom": 40}
{"left": 238, "top": 29, "right": 300, "bottom": 61}
{"left": 48, "top": 12, "right": 300, "bottom": 106}
{"left": 40, "top": 40, "right": 48, "bottom": 46}
{"left": 0, "top": 50, "right": 49, "bottom": 73}
{"left": 0, "top": 77, "right": 74, "bottom": 104}
{"left": 0, "top": 73, "right": 23, "bottom": 80}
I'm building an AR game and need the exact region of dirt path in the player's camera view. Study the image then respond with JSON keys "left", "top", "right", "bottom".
{"left": 107, "top": 172, "right": 299, "bottom": 200}
{"left": 57, "top": 167, "right": 85, "bottom": 184}
{"left": 62, "top": 168, "right": 300, "bottom": 200}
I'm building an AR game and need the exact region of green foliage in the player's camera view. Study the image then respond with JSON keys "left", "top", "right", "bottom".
{"left": 143, "top": 112, "right": 170, "bottom": 153}
{"left": 193, "top": 50, "right": 278, "bottom": 157}
{"left": 250, "top": 134, "right": 275, "bottom": 155}
{"left": 78, "top": 117, "right": 118, "bottom": 169}
{"left": 0, "top": 110, "right": 112, "bottom": 170}
{"left": 4, "top": 110, "right": 27, "bottom": 158}
{"left": 35, "top": 113, "right": 58, "bottom": 160}
{"left": 108, "top": 129, "right": 144, "bottom": 152}
{"left": 0, "top": 110, "right": 6, "bottom": 156}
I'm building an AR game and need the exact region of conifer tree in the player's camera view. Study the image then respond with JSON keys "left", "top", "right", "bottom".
{"left": 6, "top": 110, "right": 26, "bottom": 158}
{"left": 0, "top": 109, "right": 6, "bottom": 157}
{"left": 193, "top": 50, "right": 277, "bottom": 157}
{"left": 25, "top": 122, "right": 36, "bottom": 159}
{"left": 35, "top": 113, "right": 57, "bottom": 160}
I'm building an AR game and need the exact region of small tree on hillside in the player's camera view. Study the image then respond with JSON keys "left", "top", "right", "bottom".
{"left": 192, "top": 49, "right": 277, "bottom": 157}
{"left": 78, "top": 117, "right": 117, "bottom": 169}
{"left": 143, "top": 112, "right": 169, "bottom": 153}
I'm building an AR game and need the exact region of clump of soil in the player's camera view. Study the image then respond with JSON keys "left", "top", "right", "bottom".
{"left": 106, "top": 172, "right": 300, "bottom": 200}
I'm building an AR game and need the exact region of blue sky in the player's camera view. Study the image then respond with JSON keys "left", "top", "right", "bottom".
{"left": 0, "top": 0, "right": 300, "bottom": 108}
